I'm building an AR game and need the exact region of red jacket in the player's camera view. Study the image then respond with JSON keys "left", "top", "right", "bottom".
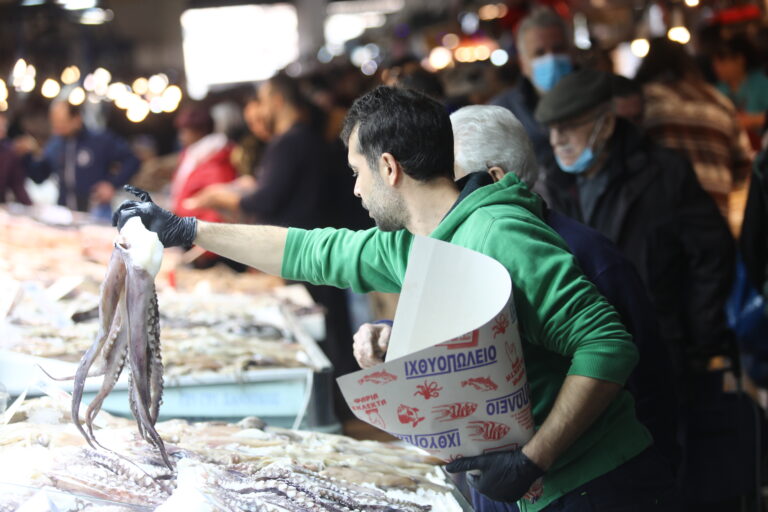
{"left": 171, "top": 143, "right": 236, "bottom": 223}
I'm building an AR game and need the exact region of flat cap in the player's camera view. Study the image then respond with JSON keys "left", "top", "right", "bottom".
{"left": 535, "top": 69, "right": 613, "bottom": 125}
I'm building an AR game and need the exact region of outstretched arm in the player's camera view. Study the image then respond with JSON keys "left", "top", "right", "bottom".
{"left": 195, "top": 221, "right": 287, "bottom": 276}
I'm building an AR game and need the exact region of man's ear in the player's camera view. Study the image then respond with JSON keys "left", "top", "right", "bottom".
{"left": 380, "top": 153, "right": 402, "bottom": 186}
{"left": 487, "top": 166, "right": 506, "bottom": 183}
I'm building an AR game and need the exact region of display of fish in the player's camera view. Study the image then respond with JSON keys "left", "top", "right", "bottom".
{"left": 69, "top": 217, "right": 171, "bottom": 468}
{"left": 160, "top": 458, "right": 432, "bottom": 512}
{"left": 0, "top": 398, "right": 460, "bottom": 511}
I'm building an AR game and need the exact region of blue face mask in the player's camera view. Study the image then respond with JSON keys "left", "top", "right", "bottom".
{"left": 556, "top": 146, "right": 595, "bottom": 174}
{"left": 531, "top": 53, "right": 573, "bottom": 92}
{"left": 555, "top": 114, "right": 608, "bottom": 174}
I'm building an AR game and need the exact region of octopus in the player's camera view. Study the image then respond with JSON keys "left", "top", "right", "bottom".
{"left": 161, "top": 458, "right": 432, "bottom": 512}
{"left": 68, "top": 217, "right": 171, "bottom": 468}
{"left": 46, "top": 446, "right": 175, "bottom": 506}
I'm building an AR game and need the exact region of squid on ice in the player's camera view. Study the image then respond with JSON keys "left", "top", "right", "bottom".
{"left": 70, "top": 217, "right": 171, "bottom": 468}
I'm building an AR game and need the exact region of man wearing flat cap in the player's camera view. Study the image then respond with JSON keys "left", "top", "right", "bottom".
{"left": 536, "top": 68, "right": 735, "bottom": 401}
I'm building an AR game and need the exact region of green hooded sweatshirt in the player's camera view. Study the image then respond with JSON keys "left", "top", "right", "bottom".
{"left": 282, "top": 172, "right": 652, "bottom": 510}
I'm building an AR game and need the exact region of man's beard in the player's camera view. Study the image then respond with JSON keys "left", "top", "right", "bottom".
{"left": 365, "top": 174, "right": 409, "bottom": 232}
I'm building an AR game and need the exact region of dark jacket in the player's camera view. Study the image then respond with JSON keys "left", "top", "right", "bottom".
{"left": 545, "top": 208, "right": 679, "bottom": 464}
{"left": 25, "top": 128, "right": 139, "bottom": 211}
{"left": 541, "top": 120, "right": 735, "bottom": 362}
{"left": 489, "top": 77, "right": 555, "bottom": 171}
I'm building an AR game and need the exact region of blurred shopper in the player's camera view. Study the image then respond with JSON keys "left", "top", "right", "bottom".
{"left": 170, "top": 105, "right": 237, "bottom": 225}
{"left": 115, "top": 85, "right": 678, "bottom": 511}
{"left": 536, "top": 69, "right": 735, "bottom": 371}
{"left": 19, "top": 101, "right": 139, "bottom": 219}
{"left": 186, "top": 74, "right": 328, "bottom": 225}
{"left": 490, "top": 7, "right": 574, "bottom": 170}
{"left": 186, "top": 72, "right": 365, "bottom": 405}
{"left": 0, "top": 111, "right": 31, "bottom": 205}
{"left": 712, "top": 34, "right": 768, "bottom": 148}
{"left": 636, "top": 38, "right": 754, "bottom": 235}
{"left": 231, "top": 95, "right": 271, "bottom": 179}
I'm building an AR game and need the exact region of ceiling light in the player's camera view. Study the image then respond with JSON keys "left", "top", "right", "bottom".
{"left": 41, "top": 79, "right": 61, "bottom": 98}
{"left": 490, "top": 49, "right": 509, "bottom": 66}
{"left": 61, "top": 0, "right": 97, "bottom": 10}
{"left": 667, "top": 26, "right": 690, "bottom": 44}
{"left": 60, "top": 66, "right": 80, "bottom": 84}
{"left": 68, "top": 86, "right": 86, "bottom": 105}
{"left": 630, "top": 38, "right": 650, "bottom": 57}
{"left": 79, "top": 8, "right": 113, "bottom": 25}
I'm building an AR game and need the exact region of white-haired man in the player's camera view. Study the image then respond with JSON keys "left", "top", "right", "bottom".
{"left": 354, "top": 105, "right": 679, "bottom": 511}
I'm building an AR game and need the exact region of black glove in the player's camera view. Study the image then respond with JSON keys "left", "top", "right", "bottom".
{"left": 445, "top": 449, "right": 544, "bottom": 503}
{"left": 112, "top": 185, "right": 197, "bottom": 248}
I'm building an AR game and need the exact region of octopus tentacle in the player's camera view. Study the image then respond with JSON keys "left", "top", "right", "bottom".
{"left": 71, "top": 248, "right": 127, "bottom": 447}
{"left": 147, "top": 290, "right": 163, "bottom": 425}
{"left": 121, "top": 247, "right": 172, "bottom": 468}
{"left": 84, "top": 306, "right": 129, "bottom": 446}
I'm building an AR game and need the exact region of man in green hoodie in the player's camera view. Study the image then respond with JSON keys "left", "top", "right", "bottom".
{"left": 113, "top": 86, "right": 674, "bottom": 511}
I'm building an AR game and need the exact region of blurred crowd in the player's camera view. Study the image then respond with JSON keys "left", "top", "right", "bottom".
{"left": 1, "top": 5, "right": 768, "bottom": 510}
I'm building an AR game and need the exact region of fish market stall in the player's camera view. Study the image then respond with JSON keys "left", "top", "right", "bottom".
{"left": 0, "top": 396, "right": 470, "bottom": 511}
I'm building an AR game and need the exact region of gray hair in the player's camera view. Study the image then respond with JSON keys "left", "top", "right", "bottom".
{"left": 450, "top": 105, "right": 538, "bottom": 187}
{"left": 516, "top": 7, "right": 569, "bottom": 57}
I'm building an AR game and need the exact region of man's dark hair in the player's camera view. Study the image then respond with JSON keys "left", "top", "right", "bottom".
{"left": 340, "top": 86, "right": 454, "bottom": 182}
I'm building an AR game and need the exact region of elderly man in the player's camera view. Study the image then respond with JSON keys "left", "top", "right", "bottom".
{"left": 115, "top": 86, "right": 670, "bottom": 511}
{"left": 535, "top": 68, "right": 735, "bottom": 376}
{"left": 490, "top": 7, "right": 573, "bottom": 170}
{"left": 20, "top": 102, "right": 139, "bottom": 219}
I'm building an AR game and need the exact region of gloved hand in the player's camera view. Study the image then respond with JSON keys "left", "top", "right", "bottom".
{"left": 112, "top": 185, "right": 198, "bottom": 248}
{"left": 445, "top": 448, "right": 544, "bottom": 503}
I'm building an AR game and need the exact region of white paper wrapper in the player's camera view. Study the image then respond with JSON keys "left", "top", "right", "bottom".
{"left": 337, "top": 237, "right": 541, "bottom": 501}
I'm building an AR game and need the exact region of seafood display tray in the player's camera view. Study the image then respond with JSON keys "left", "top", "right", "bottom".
{"left": 0, "top": 350, "right": 335, "bottom": 429}
{"left": 0, "top": 309, "right": 337, "bottom": 430}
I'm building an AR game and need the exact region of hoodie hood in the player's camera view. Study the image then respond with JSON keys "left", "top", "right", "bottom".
{"left": 431, "top": 171, "right": 544, "bottom": 241}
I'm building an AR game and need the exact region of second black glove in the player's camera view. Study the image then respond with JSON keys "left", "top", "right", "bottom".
{"left": 445, "top": 448, "right": 544, "bottom": 503}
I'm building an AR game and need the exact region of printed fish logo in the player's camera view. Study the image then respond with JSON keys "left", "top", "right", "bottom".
{"left": 432, "top": 402, "right": 478, "bottom": 422}
{"left": 397, "top": 404, "right": 426, "bottom": 428}
{"left": 357, "top": 370, "right": 398, "bottom": 385}
{"left": 467, "top": 420, "right": 511, "bottom": 441}
{"left": 461, "top": 376, "right": 498, "bottom": 391}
